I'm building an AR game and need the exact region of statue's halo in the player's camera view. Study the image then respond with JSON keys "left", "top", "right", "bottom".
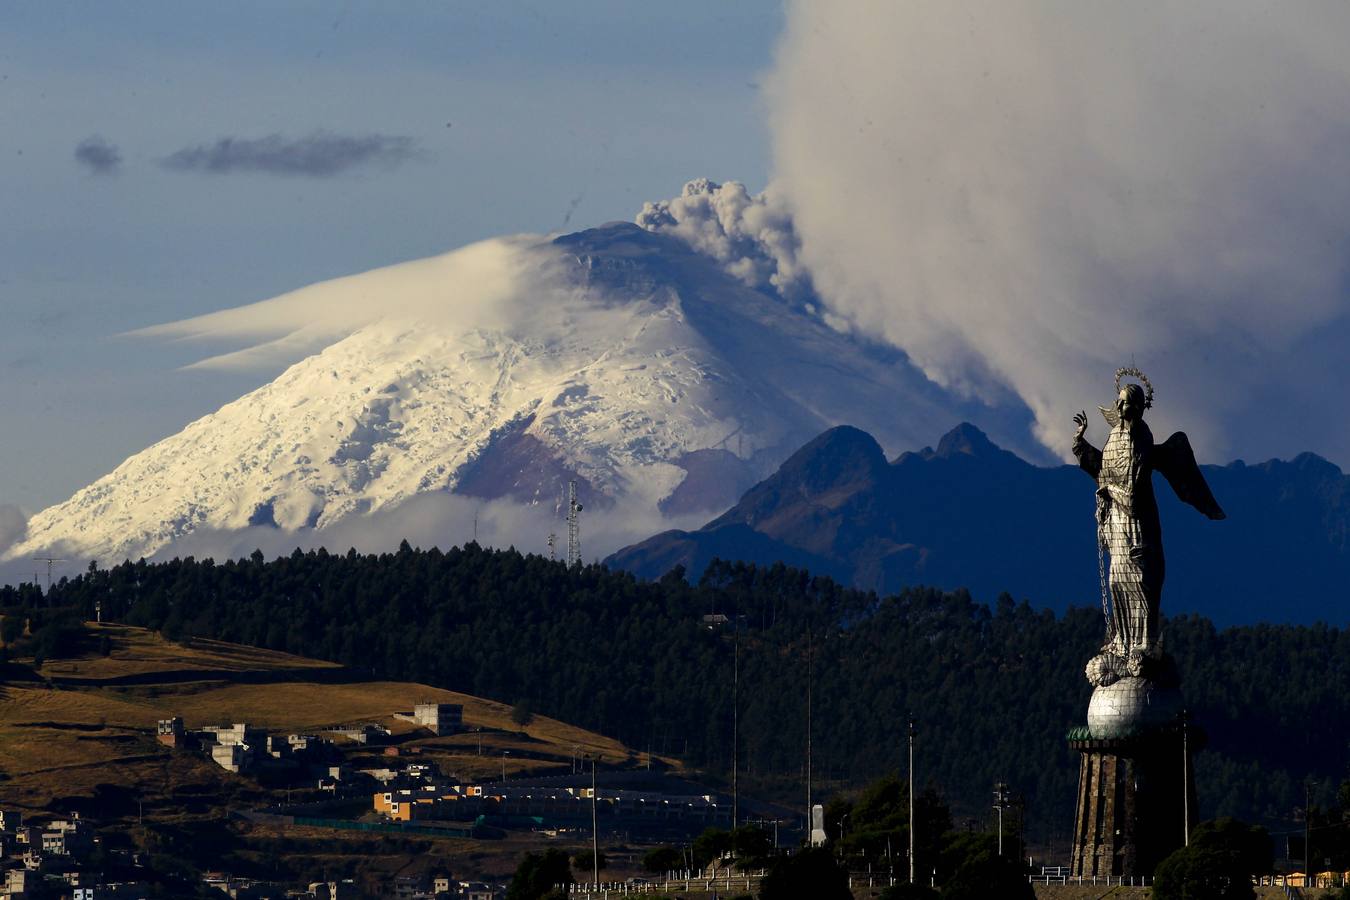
{"left": 1115, "top": 366, "right": 1154, "bottom": 409}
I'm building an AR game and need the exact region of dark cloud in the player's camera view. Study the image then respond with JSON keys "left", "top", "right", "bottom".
{"left": 74, "top": 135, "right": 122, "bottom": 174}
{"left": 161, "top": 131, "right": 418, "bottom": 177}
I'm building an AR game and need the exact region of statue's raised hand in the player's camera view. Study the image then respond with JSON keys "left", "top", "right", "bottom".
{"left": 1073, "top": 410, "right": 1088, "bottom": 441}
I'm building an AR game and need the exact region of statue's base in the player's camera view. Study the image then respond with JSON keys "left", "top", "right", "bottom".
{"left": 1067, "top": 723, "right": 1199, "bottom": 877}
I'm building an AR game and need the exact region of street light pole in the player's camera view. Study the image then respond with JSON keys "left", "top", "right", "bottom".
{"left": 806, "top": 627, "right": 813, "bottom": 844}
{"left": 993, "top": 782, "right": 1008, "bottom": 858}
{"left": 592, "top": 757, "right": 600, "bottom": 889}
{"left": 908, "top": 716, "right": 916, "bottom": 884}
{"left": 1181, "top": 709, "right": 1190, "bottom": 847}
{"left": 733, "top": 618, "right": 739, "bottom": 830}
{"left": 1305, "top": 780, "right": 1313, "bottom": 882}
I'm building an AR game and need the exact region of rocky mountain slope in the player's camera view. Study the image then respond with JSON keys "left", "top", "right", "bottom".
{"left": 607, "top": 423, "right": 1350, "bottom": 625}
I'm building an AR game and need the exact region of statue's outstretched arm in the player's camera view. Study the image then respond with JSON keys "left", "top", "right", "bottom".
{"left": 1155, "top": 431, "right": 1226, "bottom": 520}
{"left": 1072, "top": 410, "right": 1101, "bottom": 478}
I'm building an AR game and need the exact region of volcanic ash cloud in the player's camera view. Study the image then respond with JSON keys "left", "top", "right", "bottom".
{"left": 768, "top": 0, "right": 1350, "bottom": 465}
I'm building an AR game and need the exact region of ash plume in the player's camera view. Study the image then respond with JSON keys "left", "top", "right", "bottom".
{"left": 637, "top": 178, "right": 811, "bottom": 302}
{"left": 767, "top": 1, "right": 1350, "bottom": 464}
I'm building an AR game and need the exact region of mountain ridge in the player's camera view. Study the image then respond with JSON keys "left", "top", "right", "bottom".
{"left": 607, "top": 422, "right": 1350, "bottom": 625}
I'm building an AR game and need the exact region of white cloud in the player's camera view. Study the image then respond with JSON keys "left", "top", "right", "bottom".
{"left": 767, "top": 1, "right": 1350, "bottom": 463}
{"left": 132, "top": 235, "right": 542, "bottom": 370}
{"left": 0, "top": 492, "right": 701, "bottom": 587}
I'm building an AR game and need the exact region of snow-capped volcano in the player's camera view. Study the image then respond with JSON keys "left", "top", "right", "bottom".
{"left": 6, "top": 199, "right": 1018, "bottom": 570}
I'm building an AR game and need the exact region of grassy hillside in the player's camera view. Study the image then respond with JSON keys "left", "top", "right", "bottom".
{"left": 1, "top": 623, "right": 634, "bottom": 807}
{"left": 0, "top": 623, "right": 654, "bottom": 889}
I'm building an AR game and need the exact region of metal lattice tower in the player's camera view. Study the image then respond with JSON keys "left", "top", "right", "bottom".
{"left": 566, "top": 480, "right": 583, "bottom": 566}
{"left": 33, "top": 556, "right": 65, "bottom": 595}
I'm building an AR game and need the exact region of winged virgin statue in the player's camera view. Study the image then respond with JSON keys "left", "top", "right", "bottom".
{"left": 1072, "top": 368, "right": 1225, "bottom": 685}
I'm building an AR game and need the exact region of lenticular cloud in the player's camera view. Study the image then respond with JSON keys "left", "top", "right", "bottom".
{"left": 133, "top": 236, "right": 538, "bottom": 370}
{"left": 767, "top": 0, "right": 1350, "bottom": 465}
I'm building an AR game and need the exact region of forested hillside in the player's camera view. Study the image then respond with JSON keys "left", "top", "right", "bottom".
{"left": 7, "top": 545, "right": 1347, "bottom": 842}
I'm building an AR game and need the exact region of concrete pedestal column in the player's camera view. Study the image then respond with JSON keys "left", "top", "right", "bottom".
{"left": 1068, "top": 727, "right": 1199, "bottom": 878}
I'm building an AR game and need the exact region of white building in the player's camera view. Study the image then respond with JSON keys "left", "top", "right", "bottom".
{"left": 42, "top": 816, "right": 94, "bottom": 857}
{"left": 74, "top": 885, "right": 148, "bottom": 899}
{"left": 211, "top": 742, "right": 248, "bottom": 773}
{"left": 412, "top": 703, "right": 463, "bottom": 736}
{"left": 202, "top": 723, "right": 263, "bottom": 746}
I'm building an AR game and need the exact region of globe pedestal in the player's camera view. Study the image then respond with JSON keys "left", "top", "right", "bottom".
{"left": 1068, "top": 677, "right": 1199, "bottom": 877}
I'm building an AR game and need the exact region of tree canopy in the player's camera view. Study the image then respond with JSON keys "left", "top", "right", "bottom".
{"left": 9, "top": 545, "right": 1349, "bottom": 837}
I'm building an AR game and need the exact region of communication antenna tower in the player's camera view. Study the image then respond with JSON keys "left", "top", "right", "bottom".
{"left": 547, "top": 533, "right": 556, "bottom": 561}
{"left": 33, "top": 557, "right": 65, "bottom": 595}
{"left": 566, "top": 480, "right": 583, "bottom": 566}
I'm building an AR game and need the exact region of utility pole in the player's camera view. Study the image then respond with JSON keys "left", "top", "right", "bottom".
{"left": 1305, "top": 780, "right": 1314, "bottom": 881}
{"left": 591, "top": 757, "right": 600, "bottom": 889}
{"left": 732, "top": 616, "right": 739, "bottom": 830}
{"left": 1181, "top": 709, "right": 1190, "bottom": 847}
{"left": 993, "top": 782, "right": 1009, "bottom": 858}
{"left": 908, "top": 716, "right": 916, "bottom": 884}
{"left": 805, "top": 627, "right": 813, "bottom": 843}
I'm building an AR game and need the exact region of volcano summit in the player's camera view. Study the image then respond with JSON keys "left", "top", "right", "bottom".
{"left": 6, "top": 207, "right": 1009, "bottom": 571}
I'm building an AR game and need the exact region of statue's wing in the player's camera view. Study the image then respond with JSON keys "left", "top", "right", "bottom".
{"left": 1098, "top": 406, "right": 1119, "bottom": 427}
{"left": 1155, "top": 432, "right": 1226, "bottom": 520}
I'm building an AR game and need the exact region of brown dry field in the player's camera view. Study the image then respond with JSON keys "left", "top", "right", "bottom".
{"left": 0, "top": 623, "right": 647, "bottom": 813}
{"left": 36, "top": 627, "right": 338, "bottom": 679}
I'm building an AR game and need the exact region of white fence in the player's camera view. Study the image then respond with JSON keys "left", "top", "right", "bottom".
{"left": 567, "top": 873, "right": 763, "bottom": 897}
{"left": 1028, "top": 874, "right": 1153, "bottom": 886}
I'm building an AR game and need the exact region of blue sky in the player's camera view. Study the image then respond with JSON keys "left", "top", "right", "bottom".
{"left": 8, "top": 1, "right": 1350, "bottom": 523}
{"left": 0, "top": 1, "right": 781, "bottom": 510}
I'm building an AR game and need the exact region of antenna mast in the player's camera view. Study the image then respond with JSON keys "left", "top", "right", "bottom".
{"left": 33, "top": 557, "right": 66, "bottom": 595}
{"left": 566, "top": 480, "right": 583, "bottom": 566}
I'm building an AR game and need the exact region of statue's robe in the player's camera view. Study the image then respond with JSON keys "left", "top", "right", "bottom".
{"left": 1074, "top": 418, "right": 1224, "bottom": 658}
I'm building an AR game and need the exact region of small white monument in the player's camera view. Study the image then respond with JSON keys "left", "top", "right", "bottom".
{"left": 809, "top": 803, "right": 826, "bottom": 847}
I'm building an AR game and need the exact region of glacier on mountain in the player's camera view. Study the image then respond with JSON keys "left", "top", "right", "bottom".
{"left": 3, "top": 194, "right": 1030, "bottom": 575}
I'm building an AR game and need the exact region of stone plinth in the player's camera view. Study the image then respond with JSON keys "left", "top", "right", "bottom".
{"left": 1068, "top": 722, "right": 1199, "bottom": 877}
